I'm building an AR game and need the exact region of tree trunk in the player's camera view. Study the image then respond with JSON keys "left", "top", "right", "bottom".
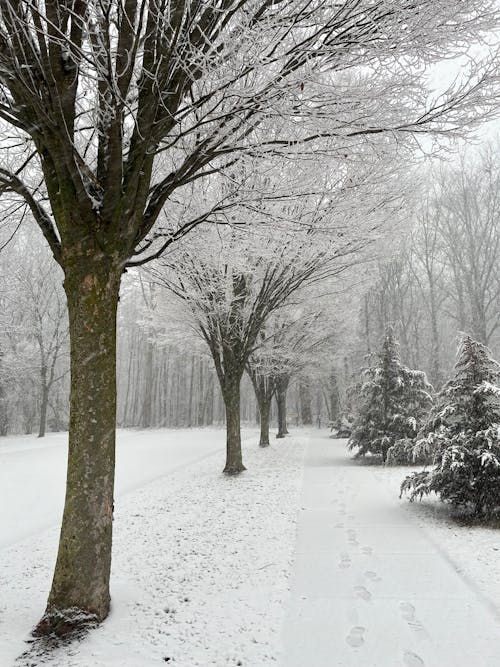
{"left": 141, "top": 338, "right": 154, "bottom": 427}
{"left": 38, "top": 372, "right": 49, "bottom": 438}
{"left": 0, "top": 347, "right": 8, "bottom": 435}
{"left": 258, "top": 397, "right": 271, "bottom": 447}
{"left": 36, "top": 261, "right": 121, "bottom": 636}
{"left": 299, "top": 380, "right": 313, "bottom": 425}
{"left": 247, "top": 368, "right": 274, "bottom": 447}
{"left": 49, "top": 394, "right": 67, "bottom": 432}
{"left": 208, "top": 372, "right": 215, "bottom": 425}
{"left": 329, "top": 371, "right": 340, "bottom": 421}
{"left": 197, "top": 358, "right": 205, "bottom": 426}
{"left": 364, "top": 294, "right": 372, "bottom": 355}
{"left": 187, "top": 353, "right": 195, "bottom": 427}
{"left": 222, "top": 374, "right": 246, "bottom": 474}
{"left": 472, "top": 300, "right": 488, "bottom": 346}
{"left": 0, "top": 378, "right": 8, "bottom": 436}
{"left": 0, "top": 399, "right": 7, "bottom": 435}
{"left": 276, "top": 378, "right": 289, "bottom": 438}
{"left": 428, "top": 285, "right": 442, "bottom": 388}
{"left": 253, "top": 378, "right": 273, "bottom": 447}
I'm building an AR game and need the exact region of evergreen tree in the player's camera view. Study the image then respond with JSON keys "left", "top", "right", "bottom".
{"left": 348, "top": 328, "right": 433, "bottom": 462}
{"left": 401, "top": 336, "right": 500, "bottom": 519}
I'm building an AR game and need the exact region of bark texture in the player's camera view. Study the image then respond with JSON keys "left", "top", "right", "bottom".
{"left": 36, "top": 259, "right": 121, "bottom": 636}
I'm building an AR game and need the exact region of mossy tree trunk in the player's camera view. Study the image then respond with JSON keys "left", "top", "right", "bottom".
{"left": 36, "top": 258, "right": 121, "bottom": 635}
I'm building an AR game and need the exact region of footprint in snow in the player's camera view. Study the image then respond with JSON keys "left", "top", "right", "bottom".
{"left": 403, "top": 650, "right": 425, "bottom": 666}
{"left": 399, "top": 602, "right": 415, "bottom": 619}
{"left": 339, "top": 552, "right": 351, "bottom": 569}
{"left": 407, "top": 619, "right": 425, "bottom": 633}
{"left": 346, "top": 626, "right": 366, "bottom": 648}
{"left": 399, "top": 602, "right": 425, "bottom": 633}
{"left": 354, "top": 585, "right": 372, "bottom": 601}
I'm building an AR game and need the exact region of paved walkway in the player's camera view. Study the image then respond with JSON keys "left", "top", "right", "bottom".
{"left": 282, "top": 433, "right": 500, "bottom": 667}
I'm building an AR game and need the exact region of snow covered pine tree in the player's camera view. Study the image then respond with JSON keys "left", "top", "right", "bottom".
{"left": 401, "top": 336, "right": 500, "bottom": 519}
{"left": 348, "top": 327, "right": 433, "bottom": 462}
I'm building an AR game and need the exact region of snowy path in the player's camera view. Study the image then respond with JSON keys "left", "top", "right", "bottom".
{"left": 282, "top": 434, "right": 500, "bottom": 667}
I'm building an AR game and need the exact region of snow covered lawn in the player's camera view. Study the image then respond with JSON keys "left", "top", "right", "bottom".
{"left": 0, "top": 427, "right": 235, "bottom": 549}
{"left": 0, "top": 429, "right": 305, "bottom": 666}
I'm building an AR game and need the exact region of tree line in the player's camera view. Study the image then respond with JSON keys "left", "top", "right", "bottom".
{"left": 352, "top": 143, "right": 500, "bottom": 390}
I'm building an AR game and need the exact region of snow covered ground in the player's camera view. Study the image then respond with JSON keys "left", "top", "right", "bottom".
{"left": 0, "top": 428, "right": 305, "bottom": 666}
{"left": 372, "top": 457, "right": 500, "bottom": 624}
{"left": 2, "top": 430, "right": 500, "bottom": 666}
{"left": 326, "top": 438, "right": 500, "bottom": 620}
{"left": 0, "top": 426, "right": 240, "bottom": 549}
{"left": 282, "top": 435, "right": 500, "bottom": 667}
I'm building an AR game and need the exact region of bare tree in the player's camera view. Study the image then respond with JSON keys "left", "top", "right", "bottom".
{"left": 263, "top": 308, "right": 338, "bottom": 437}
{"left": 410, "top": 194, "right": 448, "bottom": 386}
{"left": 438, "top": 150, "right": 500, "bottom": 346}
{"left": 153, "top": 223, "right": 346, "bottom": 472}
{"left": 0, "top": 237, "right": 69, "bottom": 435}
{"left": 354, "top": 140, "right": 500, "bottom": 391}
{"left": 14, "top": 253, "right": 69, "bottom": 437}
